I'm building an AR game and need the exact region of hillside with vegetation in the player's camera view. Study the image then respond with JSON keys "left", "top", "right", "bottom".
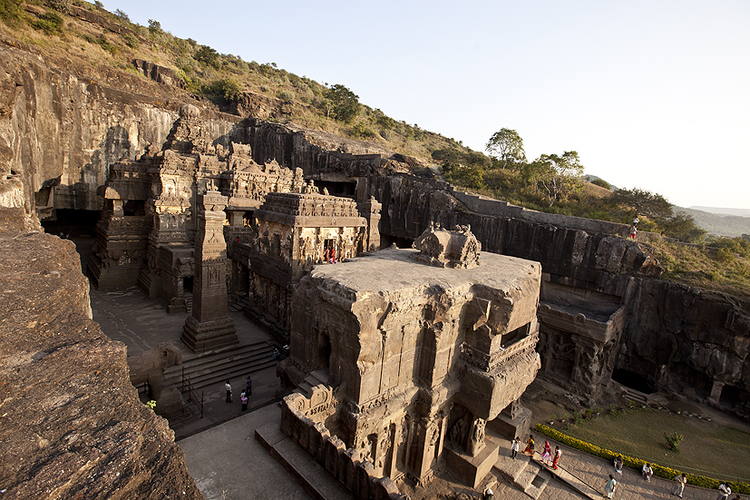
{"left": 0, "top": 0, "right": 475, "bottom": 162}
{"left": 1, "top": 0, "right": 747, "bottom": 298}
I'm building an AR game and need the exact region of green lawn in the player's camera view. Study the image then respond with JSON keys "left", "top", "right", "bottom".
{"left": 562, "top": 408, "right": 750, "bottom": 481}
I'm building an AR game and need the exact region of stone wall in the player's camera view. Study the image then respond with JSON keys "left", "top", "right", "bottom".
{"left": 0, "top": 210, "right": 201, "bottom": 499}
{"left": 0, "top": 44, "right": 238, "bottom": 216}
{"left": 618, "top": 278, "right": 750, "bottom": 416}
{"left": 280, "top": 394, "right": 407, "bottom": 500}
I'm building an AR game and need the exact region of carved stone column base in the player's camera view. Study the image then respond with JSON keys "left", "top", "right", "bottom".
{"left": 181, "top": 315, "right": 238, "bottom": 353}
{"left": 489, "top": 404, "right": 531, "bottom": 441}
{"left": 444, "top": 441, "right": 499, "bottom": 489}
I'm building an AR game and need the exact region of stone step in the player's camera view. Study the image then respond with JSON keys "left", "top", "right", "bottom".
{"left": 163, "top": 342, "right": 277, "bottom": 392}
{"left": 255, "top": 422, "right": 352, "bottom": 500}
{"left": 165, "top": 356, "right": 277, "bottom": 392}
{"left": 511, "top": 459, "right": 551, "bottom": 500}
{"left": 622, "top": 387, "right": 649, "bottom": 405}
{"left": 163, "top": 341, "right": 273, "bottom": 380}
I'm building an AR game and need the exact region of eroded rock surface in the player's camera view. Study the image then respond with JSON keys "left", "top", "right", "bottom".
{"left": 0, "top": 213, "right": 201, "bottom": 499}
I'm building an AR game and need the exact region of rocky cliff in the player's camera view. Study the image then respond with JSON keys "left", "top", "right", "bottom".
{"left": 0, "top": 209, "right": 201, "bottom": 499}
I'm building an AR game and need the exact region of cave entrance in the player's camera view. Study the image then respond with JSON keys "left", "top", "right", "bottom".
{"left": 612, "top": 368, "right": 655, "bottom": 394}
{"left": 41, "top": 208, "right": 100, "bottom": 269}
{"left": 314, "top": 180, "right": 356, "bottom": 198}
{"left": 719, "top": 384, "right": 749, "bottom": 413}
{"left": 381, "top": 235, "right": 414, "bottom": 249}
{"left": 319, "top": 333, "right": 332, "bottom": 372}
{"left": 183, "top": 276, "right": 194, "bottom": 293}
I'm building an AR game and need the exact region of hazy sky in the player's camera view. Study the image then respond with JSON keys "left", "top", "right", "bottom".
{"left": 100, "top": 1, "right": 750, "bottom": 209}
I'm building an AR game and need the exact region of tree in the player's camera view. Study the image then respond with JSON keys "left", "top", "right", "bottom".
{"left": 610, "top": 188, "right": 672, "bottom": 221}
{"left": 486, "top": 128, "right": 526, "bottom": 167}
{"left": 147, "top": 19, "right": 162, "bottom": 34}
{"left": 525, "top": 151, "right": 584, "bottom": 207}
{"left": 324, "top": 84, "right": 360, "bottom": 122}
{"left": 194, "top": 45, "right": 220, "bottom": 69}
{"left": 113, "top": 9, "right": 129, "bottom": 21}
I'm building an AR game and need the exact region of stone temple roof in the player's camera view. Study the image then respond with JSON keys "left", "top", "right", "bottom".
{"left": 309, "top": 247, "right": 539, "bottom": 299}
{"left": 255, "top": 192, "right": 366, "bottom": 228}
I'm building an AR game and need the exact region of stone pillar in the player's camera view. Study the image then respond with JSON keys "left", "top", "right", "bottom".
{"left": 181, "top": 190, "right": 238, "bottom": 352}
{"left": 360, "top": 196, "right": 381, "bottom": 252}
{"left": 708, "top": 380, "right": 724, "bottom": 406}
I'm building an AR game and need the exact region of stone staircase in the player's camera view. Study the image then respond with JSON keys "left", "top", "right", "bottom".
{"left": 163, "top": 341, "right": 276, "bottom": 392}
{"left": 493, "top": 452, "right": 551, "bottom": 499}
{"left": 621, "top": 386, "right": 649, "bottom": 405}
{"left": 230, "top": 294, "right": 250, "bottom": 312}
{"left": 296, "top": 370, "right": 330, "bottom": 397}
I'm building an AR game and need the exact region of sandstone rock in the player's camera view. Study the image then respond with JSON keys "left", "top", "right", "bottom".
{"left": 0, "top": 212, "right": 201, "bottom": 499}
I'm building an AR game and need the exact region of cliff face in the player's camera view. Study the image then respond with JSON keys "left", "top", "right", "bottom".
{"left": 0, "top": 210, "right": 201, "bottom": 499}
{"left": 0, "top": 44, "right": 237, "bottom": 215}
{"left": 619, "top": 279, "right": 750, "bottom": 413}
{"left": 1, "top": 32, "right": 747, "bottom": 427}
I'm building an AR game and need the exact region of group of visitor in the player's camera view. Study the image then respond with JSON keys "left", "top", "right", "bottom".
{"left": 224, "top": 376, "right": 253, "bottom": 412}
{"left": 323, "top": 246, "right": 338, "bottom": 264}
{"left": 513, "top": 435, "right": 561, "bottom": 469}
{"left": 510, "top": 435, "right": 740, "bottom": 500}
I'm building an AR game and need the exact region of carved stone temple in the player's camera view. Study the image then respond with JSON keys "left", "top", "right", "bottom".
{"left": 181, "top": 188, "right": 238, "bottom": 352}
{"left": 279, "top": 226, "right": 542, "bottom": 491}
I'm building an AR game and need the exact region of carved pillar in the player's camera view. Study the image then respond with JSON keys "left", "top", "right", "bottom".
{"left": 359, "top": 196, "right": 381, "bottom": 252}
{"left": 181, "top": 190, "right": 238, "bottom": 352}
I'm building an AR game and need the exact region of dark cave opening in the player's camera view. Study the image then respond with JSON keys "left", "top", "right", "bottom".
{"left": 41, "top": 208, "right": 100, "bottom": 270}
{"left": 612, "top": 368, "right": 655, "bottom": 394}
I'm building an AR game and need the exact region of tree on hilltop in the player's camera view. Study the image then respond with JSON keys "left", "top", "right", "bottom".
{"left": 524, "top": 151, "right": 584, "bottom": 207}
{"left": 324, "top": 84, "right": 360, "bottom": 122}
{"left": 486, "top": 128, "right": 526, "bottom": 167}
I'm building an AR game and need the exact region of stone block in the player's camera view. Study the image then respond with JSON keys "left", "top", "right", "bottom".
{"left": 444, "top": 441, "right": 499, "bottom": 489}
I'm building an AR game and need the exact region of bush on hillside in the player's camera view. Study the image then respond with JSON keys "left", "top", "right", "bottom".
{"left": 0, "top": 0, "right": 22, "bottom": 25}
{"left": 590, "top": 177, "right": 612, "bottom": 189}
{"left": 201, "top": 78, "right": 243, "bottom": 106}
{"left": 31, "top": 11, "right": 64, "bottom": 35}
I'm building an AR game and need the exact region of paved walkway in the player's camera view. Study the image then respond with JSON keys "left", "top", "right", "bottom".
{"left": 530, "top": 435, "right": 747, "bottom": 500}
{"left": 179, "top": 404, "right": 313, "bottom": 500}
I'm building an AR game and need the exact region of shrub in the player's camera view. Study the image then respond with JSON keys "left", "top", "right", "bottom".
{"left": 113, "top": 9, "right": 129, "bottom": 22}
{"left": 590, "top": 177, "right": 612, "bottom": 189}
{"left": 276, "top": 91, "right": 292, "bottom": 103}
{"left": 349, "top": 122, "right": 376, "bottom": 139}
{"left": 535, "top": 424, "right": 750, "bottom": 494}
{"left": 147, "top": 19, "right": 162, "bottom": 34}
{"left": 324, "top": 84, "right": 360, "bottom": 122}
{"left": 201, "top": 78, "right": 243, "bottom": 105}
{"left": 31, "top": 11, "right": 64, "bottom": 35}
{"left": 0, "top": 0, "right": 22, "bottom": 25}
{"left": 664, "top": 432, "right": 684, "bottom": 452}
{"left": 194, "top": 45, "right": 221, "bottom": 69}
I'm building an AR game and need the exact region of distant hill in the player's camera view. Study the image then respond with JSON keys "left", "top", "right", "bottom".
{"left": 675, "top": 207, "right": 750, "bottom": 237}
{"left": 690, "top": 206, "right": 750, "bottom": 218}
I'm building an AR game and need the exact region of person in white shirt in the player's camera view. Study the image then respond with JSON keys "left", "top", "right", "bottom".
{"left": 224, "top": 380, "right": 232, "bottom": 403}
{"left": 642, "top": 463, "right": 653, "bottom": 481}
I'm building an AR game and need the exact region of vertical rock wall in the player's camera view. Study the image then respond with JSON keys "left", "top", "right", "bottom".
{"left": 0, "top": 211, "right": 201, "bottom": 498}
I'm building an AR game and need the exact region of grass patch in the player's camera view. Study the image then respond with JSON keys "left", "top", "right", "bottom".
{"left": 559, "top": 407, "right": 750, "bottom": 481}
{"left": 30, "top": 11, "right": 64, "bottom": 35}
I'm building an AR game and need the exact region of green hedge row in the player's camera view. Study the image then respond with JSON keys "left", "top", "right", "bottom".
{"left": 535, "top": 424, "right": 750, "bottom": 494}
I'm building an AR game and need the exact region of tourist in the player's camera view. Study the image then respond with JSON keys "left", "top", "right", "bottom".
{"left": 541, "top": 440, "right": 552, "bottom": 465}
{"left": 628, "top": 225, "right": 638, "bottom": 240}
{"left": 671, "top": 473, "right": 687, "bottom": 498}
{"left": 642, "top": 463, "right": 653, "bottom": 481}
{"left": 613, "top": 455, "right": 623, "bottom": 474}
{"left": 510, "top": 437, "right": 520, "bottom": 459}
{"left": 323, "top": 247, "right": 330, "bottom": 263}
{"left": 329, "top": 246, "right": 336, "bottom": 264}
{"left": 523, "top": 435, "right": 535, "bottom": 456}
{"left": 240, "top": 391, "right": 248, "bottom": 412}
{"left": 717, "top": 483, "right": 732, "bottom": 500}
{"left": 245, "top": 375, "right": 253, "bottom": 397}
{"left": 224, "top": 380, "right": 232, "bottom": 403}
{"left": 604, "top": 474, "right": 617, "bottom": 499}
{"left": 482, "top": 486, "right": 494, "bottom": 500}
{"left": 552, "top": 446, "right": 562, "bottom": 470}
